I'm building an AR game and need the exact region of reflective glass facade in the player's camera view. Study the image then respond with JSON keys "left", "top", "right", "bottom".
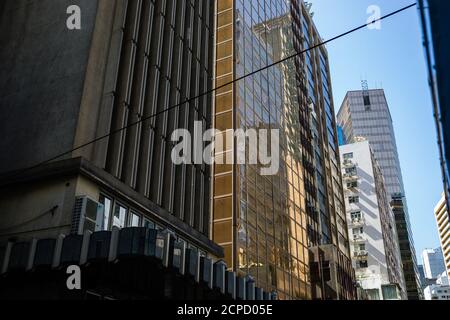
{"left": 419, "top": 0, "right": 450, "bottom": 207}
{"left": 213, "top": 0, "right": 354, "bottom": 300}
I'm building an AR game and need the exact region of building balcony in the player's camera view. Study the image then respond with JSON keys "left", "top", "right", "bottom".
{"left": 343, "top": 159, "right": 356, "bottom": 169}
{"left": 345, "top": 190, "right": 359, "bottom": 196}
{"left": 353, "top": 250, "right": 369, "bottom": 260}
{"left": 349, "top": 218, "right": 365, "bottom": 228}
{"left": 343, "top": 173, "right": 358, "bottom": 182}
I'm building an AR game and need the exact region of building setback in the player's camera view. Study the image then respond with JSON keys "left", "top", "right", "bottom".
{"left": 423, "top": 272, "right": 450, "bottom": 301}
{"left": 213, "top": 0, "right": 355, "bottom": 300}
{"left": 421, "top": 246, "right": 449, "bottom": 301}
{"left": 340, "top": 140, "right": 405, "bottom": 300}
{"left": 337, "top": 89, "right": 422, "bottom": 299}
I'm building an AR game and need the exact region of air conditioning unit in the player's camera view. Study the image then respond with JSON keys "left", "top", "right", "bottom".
{"left": 70, "top": 196, "right": 105, "bottom": 235}
{"left": 343, "top": 159, "right": 352, "bottom": 166}
{"left": 353, "top": 234, "right": 362, "bottom": 240}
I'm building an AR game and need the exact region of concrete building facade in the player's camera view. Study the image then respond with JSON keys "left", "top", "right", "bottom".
{"left": 340, "top": 141, "right": 405, "bottom": 300}
{"left": 337, "top": 89, "right": 422, "bottom": 299}
{"left": 424, "top": 285, "right": 450, "bottom": 300}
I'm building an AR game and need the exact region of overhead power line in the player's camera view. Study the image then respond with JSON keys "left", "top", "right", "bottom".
{"left": 3, "top": 3, "right": 417, "bottom": 178}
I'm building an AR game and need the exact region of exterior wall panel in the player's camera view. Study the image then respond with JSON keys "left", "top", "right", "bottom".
{"left": 101, "top": 0, "right": 214, "bottom": 237}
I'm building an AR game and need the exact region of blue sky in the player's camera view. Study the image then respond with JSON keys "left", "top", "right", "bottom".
{"left": 308, "top": 0, "right": 442, "bottom": 260}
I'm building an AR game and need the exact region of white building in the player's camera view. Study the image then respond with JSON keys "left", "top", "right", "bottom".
{"left": 422, "top": 248, "right": 446, "bottom": 280}
{"left": 340, "top": 140, "right": 406, "bottom": 300}
{"left": 424, "top": 272, "right": 450, "bottom": 300}
{"left": 338, "top": 89, "right": 421, "bottom": 299}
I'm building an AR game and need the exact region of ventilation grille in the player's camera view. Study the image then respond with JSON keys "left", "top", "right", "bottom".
{"left": 70, "top": 197, "right": 85, "bottom": 234}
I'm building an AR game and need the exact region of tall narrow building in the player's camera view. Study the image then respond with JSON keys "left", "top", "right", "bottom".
{"left": 340, "top": 140, "right": 406, "bottom": 300}
{"left": 337, "top": 88, "right": 422, "bottom": 299}
{"left": 0, "top": 0, "right": 222, "bottom": 261}
{"left": 213, "top": 0, "right": 355, "bottom": 300}
{"left": 422, "top": 248, "right": 446, "bottom": 280}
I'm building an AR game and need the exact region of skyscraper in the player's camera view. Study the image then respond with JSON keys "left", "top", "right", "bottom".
{"left": 337, "top": 88, "right": 422, "bottom": 299}
{"left": 422, "top": 248, "right": 446, "bottom": 280}
{"left": 434, "top": 195, "right": 450, "bottom": 279}
{"left": 418, "top": 265, "right": 426, "bottom": 289}
{"left": 212, "top": 0, "right": 355, "bottom": 299}
{"left": 338, "top": 90, "right": 403, "bottom": 196}
{"left": 340, "top": 140, "right": 406, "bottom": 300}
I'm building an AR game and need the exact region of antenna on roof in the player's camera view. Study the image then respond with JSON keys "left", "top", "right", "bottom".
{"left": 361, "top": 80, "right": 369, "bottom": 92}
{"left": 361, "top": 80, "right": 371, "bottom": 109}
{"left": 304, "top": 2, "right": 315, "bottom": 17}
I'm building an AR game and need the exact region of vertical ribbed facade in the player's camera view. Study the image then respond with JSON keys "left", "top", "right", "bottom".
{"left": 0, "top": 0, "right": 224, "bottom": 259}
{"left": 96, "top": 0, "right": 214, "bottom": 236}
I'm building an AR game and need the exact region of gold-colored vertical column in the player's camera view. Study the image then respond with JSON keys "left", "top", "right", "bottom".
{"left": 212, "top": 0, "right": 234, "bottom": 268}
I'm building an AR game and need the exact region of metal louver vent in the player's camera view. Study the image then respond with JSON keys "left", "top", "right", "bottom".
{"left": 70, "top": 197, "right": 85, "bottom": 234}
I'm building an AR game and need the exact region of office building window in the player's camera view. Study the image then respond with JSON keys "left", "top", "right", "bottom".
{"left": 347, "top": 181, "right": 358, "bottom": 189}
{"left": 351, "top": 211, "right": 362, "bottom": 220}
{"left": 100, "top": 193, "right": 163, "bottom": 231}
{"left": 353, "top": 227, "right": 363, "bottom": 236}
{"left": 366, "top": 289, "right": 380, "bottom": 300}
{"left": 143, "top": 218, "right": 155, "bottom": 230}
{"left": 99, "top": 195, "right": 112, "bottom": 231}
{"left": 130, "top": 212, "right": 141, "bottom": 227}
{"left": 113, "top": 203, "right": 127, "bottom": 229}
{"left": 349, "top": 196, "right": 359, "bottom": 204}
{"left": 382, "top": 286, "right": 398, "bottom": 300}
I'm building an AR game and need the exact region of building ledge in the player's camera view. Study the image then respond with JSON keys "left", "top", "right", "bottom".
{"left": 0, "top": 158, "right": 224, "bottom": 258}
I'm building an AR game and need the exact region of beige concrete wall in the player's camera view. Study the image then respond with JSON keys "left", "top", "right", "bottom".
{"left": 0, "top": 175, "right": 100, "bottom": 243}
{"left": 74, "top": 175, "right": 100, "bottom": 200}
